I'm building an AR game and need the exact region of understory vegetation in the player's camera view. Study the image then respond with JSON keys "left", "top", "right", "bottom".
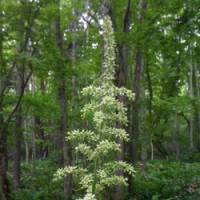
{"left": 11, "top": 159, "right": 200, "bottom": 200}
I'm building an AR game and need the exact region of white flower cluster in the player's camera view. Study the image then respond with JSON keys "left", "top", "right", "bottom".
{"left": 78, "top": 192, "right": 96, "bottom": 200}
{"left": 54, "top": 16, "right": 135, "bottom": 199}
{"left": 53, "top": 166, "right": 86, "bottom": 181}
{"left": 102, "top": 16, "right": 116, "bottom": 82}
{"left": 67, "top": 130, "right": 98, "bottom": 143}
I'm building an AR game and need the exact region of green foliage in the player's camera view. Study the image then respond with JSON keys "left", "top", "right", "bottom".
{"left": 134, "top": 160, "right": 200, "bottom": 200}
{"left": 1, "top": 0, "right": 200, "bottom": 199}
{"left": 13, "top": 160, "right": 64, "bottom": 200}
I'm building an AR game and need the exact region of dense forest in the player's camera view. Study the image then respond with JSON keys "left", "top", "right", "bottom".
{"left": 1, "top": 0, "right": 200, "bottom": 199}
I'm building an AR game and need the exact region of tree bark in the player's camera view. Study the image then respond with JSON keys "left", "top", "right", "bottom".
{"left": 131, "top": 51, "right": 145, "bottom": 161}
{"left": 129, "top": 1, "right": 147, "bottom": 195}
{"left": 31, "top": 77, "right": 36, "bottom": 170}
{"left": 193, "top": 62, "right": 200, "bottom": 151}
{"left": 130, "top": 0, "right": 147, "bottom": 163}
{"left": 0, "top": 11, "right": 11, "bottom": 199}
{"left": 146, "top": 59, "right": 154, "bottom": 160}
{"left": 189, "top": 55, "right": 194, "bottom": 150}
{"left": 55, "top": 0, "right": 72, "bottom": 198}
{"left": 173, "top": 113, "right": 180, "bottom": 159}
{"left": 0, "top": 117, "right": 11, "bottom": 200}
{"left": 114, "top": 1, "right": 132, "bottom": 199}
{"left": 13, "top": 68, "right": 24, "bottom": 188}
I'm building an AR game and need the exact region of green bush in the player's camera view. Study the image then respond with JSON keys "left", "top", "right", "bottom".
{"left": 133, "top": 160, "right": 200, "bottom": 200}
{"left": 13, "top": 160, "right": 64, "bottom": 200}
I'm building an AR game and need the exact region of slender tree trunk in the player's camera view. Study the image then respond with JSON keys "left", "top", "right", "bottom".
{"left": 146, "top": 59, "right": 154, "bottom": 160}
{"left": 38, "top": 80, "right": 48, "bottom": 158}
{"left": 189, "top": 59, "right": 194, "bottom": 150}
{"left": 31, "top": 77, "right": 36, "bottom": 170}
{"left": 34, "top": 117, "right": 45, "bottom": 158}
{"left": 58, "top": 79, "right": 72, "bottom": 199}
{"left": 24, "top": 116, "right": 29, "bottom": 163}
{"left": 140, "top": 84, "right": 147, "bottom": 165}
{"left": 131, "top": 0, "right": 147, "bottom": 163}
{"left": 193, "top": 63, "right": 200, "bottom": 151}
{"left": 55, "top": 0, "right": 72, "bottom": 198}
{"left": 0, "top": 109, "right": 11, "bottom": 200}
{"left": 13, "top": 68, "right": 24, "bottom": 188}
{"left": 114, "top": 1, "right": 132, "bottom": 199}
{"left": 25, "top": 141, "right": 29, "bottom": 163}
{"left": 173, "top": 113, "right": 180, "bottom": 159}
{"left": 129, "top": 1, "right": 147, "bottom": 194}
{"left": 150, "top": 140, "right": 154, "bottom": 160}
{"left": 0, "top": 12, "right": 11, "bottom": 199}
{"left": 0, "top": 122, "right": 10, "bottom": 200}
{"left": 70, "top": 7, "right": 78, "bottom": 130}
{"left": 131, "top": 51, "right": 145, "bottom": 161}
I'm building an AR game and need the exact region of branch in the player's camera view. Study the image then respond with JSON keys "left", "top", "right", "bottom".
{"left": 2, "top": 69, "right": 32, "bottom": 132}
{"left": 123, "top": 0, "right": 132, "bottom": 32}
{"left": 81, "top": 11, "right": 103, "bottom": 31}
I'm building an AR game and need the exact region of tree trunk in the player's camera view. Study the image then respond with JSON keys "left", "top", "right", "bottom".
{"left": 131, "top": 50, "right": 145, "bottom": 161}
{"left": 130, "top": 0, "right": 147, "bottom": 162}
{"left": 25, "top": 141, "right": 29, "bottom": 163}
{"left": 173, "top": 114, "right": 180, "bottom": 159}
{"left": 58, "top": 80, "right": 72, "bottom": 199}
{"left": 193, "top": 63, "right": 200, "bottom": 151}
{"left": 129, "top": 1, "right": 147, "bottom": 194}
{"left": 31, "top": 77, "right": 37, "bottom": 170}
{"left": 13, "top": 68, "right": 24, "bottom": 188}
{"left": 38, "top": 80, "right": 48, "bottom": 159}
{"left": 0, "top": 11, "right": 11, "bottom": 199}
{"left": 189, "top": 58, "right": 194, "bottom": 149}
{"left": 0, "top": 108, "right": 11, "bottom": 200}
{"left": 114, "top": 1, "right": 132, "bottom": 199}
{"left": 0, "top": 121, "right": 11, "bottom": 200}
{"left": 55, "top": 0, "right": 72, "bottom": 198}
{"left": 146, "top": 59, "right": 154, "bottom": 160}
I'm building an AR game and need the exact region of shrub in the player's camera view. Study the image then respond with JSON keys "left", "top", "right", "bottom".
{"left": 133, "top": 160, "right": 200, "bottom": 200}
{"left": 13, "top": 160, "right": 64, "bottom": 200}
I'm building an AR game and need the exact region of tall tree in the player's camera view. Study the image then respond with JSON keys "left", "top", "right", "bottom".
{"left": 115, "top": 0, "right": 132, "bottom": 199}
{"left": 13, "top": 68, "right": 23, "bottom": 189}
{"left": 130, "top": 0, "right": 147, "bottom": 163}
{"left": 55, "top": 16, "right": 134, "bottom": 200}
{"left": 55, "top": 0, "right": 72, "bottom": 198}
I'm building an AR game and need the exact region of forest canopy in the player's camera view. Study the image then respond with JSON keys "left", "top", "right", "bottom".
{"left": 0, "top": 0, "right": 200, "bottom": 200}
